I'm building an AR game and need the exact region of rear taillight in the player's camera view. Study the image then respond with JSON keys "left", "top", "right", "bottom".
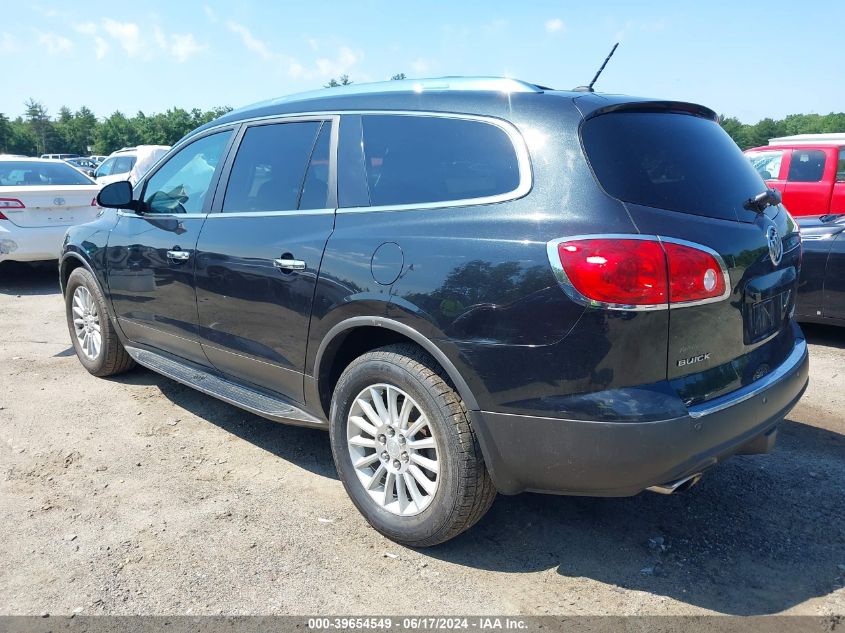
{"left": 0, "top": 198, "right": 24, "bottom": 221}
{"left": 91, "top": 197, "right": 100, "bottom": 207}
{"left": 547, "top": 235, "right": 729, "bottom": 310}
{"left": 0, "top": 198, "right": 25, "bottom": 209}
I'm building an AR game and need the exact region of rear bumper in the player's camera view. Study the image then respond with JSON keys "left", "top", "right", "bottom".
{"left": 472, "top": 337, "right": 809, "bottom": 496}
{"left": 0, "top": 222, "right": 67, "bottom": 262}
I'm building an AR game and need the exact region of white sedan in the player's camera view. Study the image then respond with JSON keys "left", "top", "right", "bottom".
{"left": 0, "top": 158, "right": 102, "bottom": 263}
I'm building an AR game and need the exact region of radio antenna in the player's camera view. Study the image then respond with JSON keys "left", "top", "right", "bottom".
{"left": 574, "top": 42, "right": 619, "bottom": 92}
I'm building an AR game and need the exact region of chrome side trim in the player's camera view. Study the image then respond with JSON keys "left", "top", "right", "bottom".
{"left": 687, "top": 338, "right": 808, "bottom": 419}
{"left": 545, "top": 233, "right": 732, "bottom": 312}
{"left": 205, "top": 208, "right": 335, "bottom": 218}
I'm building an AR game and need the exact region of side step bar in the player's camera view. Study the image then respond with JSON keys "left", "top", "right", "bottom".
{"left": 125, "top": 346, "right": 325, "bottom": 428}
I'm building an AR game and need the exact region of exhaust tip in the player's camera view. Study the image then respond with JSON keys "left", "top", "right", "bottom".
{"left": 646, "top": 473, "right": 702, "bottom": 495}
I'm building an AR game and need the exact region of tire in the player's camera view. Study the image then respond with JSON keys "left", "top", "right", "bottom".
{"left": 65, "top": 267, "right": 135, "bottom": 377}
{"left": 329, "top": 343, "right": 496, "bottom": 546}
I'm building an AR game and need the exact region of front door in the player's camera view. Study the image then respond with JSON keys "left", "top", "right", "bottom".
{"left": 194, "top": 117, "right": 336, "bottom": 402}
{"left": 106, "top": 129, "right": 235, "bottom": 365}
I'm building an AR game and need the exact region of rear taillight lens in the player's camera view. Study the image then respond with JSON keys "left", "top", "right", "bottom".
{"left": 0, "top": 198, "right": 25, "bottom": 209}
{"left": 664, "top": 242, "right": 726, "bottom": 303}
{"left": 548, "top": 236, "right": 729, "bottom": 309}
{"left": 555, "top": 239, "right": 668, "bottom": 305}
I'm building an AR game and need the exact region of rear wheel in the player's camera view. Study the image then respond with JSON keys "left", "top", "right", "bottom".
{"left": 329, "top": 344, "right": 496, "bottom": 546}
{"left": 65, "top": 267, "right": 135, "bottom": 377}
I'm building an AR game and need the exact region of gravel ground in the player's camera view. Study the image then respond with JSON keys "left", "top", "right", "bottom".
{"left": 1, "top": 261, "right": 843, "bottom": 617}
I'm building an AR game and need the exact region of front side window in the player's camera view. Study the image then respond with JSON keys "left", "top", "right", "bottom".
{"left": 787, "top": 149, "right": 826, "bottom": 183}
{"left": 837, "top": 149, "right": 845, "bottom": 182}
{"left": 96, "top": 158, "right": 115, "bottom": 177}
{"left": 222, "top": 121, "right": 326, "bottom": 212}
{"left": 360, "top": 114, "right": 520, "bottom": 207}
{"left": 745, "top": 150, "right": 784, "bottom": 180}
{"left": 112, "top": 156, "right": 137, "bottom": 175}
{"left": 143, "top": 131, "right": 231, "bottom": 214}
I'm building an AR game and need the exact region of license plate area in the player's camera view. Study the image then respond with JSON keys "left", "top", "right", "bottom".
{"left": 744, "top": 295, "right": 784, "bottom": 343}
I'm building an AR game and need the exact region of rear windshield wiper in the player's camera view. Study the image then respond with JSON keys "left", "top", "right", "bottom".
{"left": 743, "top": 188, "right": 781, "bottom": 213}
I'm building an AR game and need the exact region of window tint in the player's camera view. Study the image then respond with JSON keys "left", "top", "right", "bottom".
{"left": 0, "top": 161, "right": 93, "bottom": 186}
{"left": 222, "top": 121, "right": 322, "bottom": 212}
{"left": 787, "top": 150, "right": 826, "bottom": 183}
{"left": 143, "top": 131, "right": 231, "bottom": 214}
{"left": 360, "top": 115, "right": 520, "bottom": 207}
{"left": 837, "top": 149, "right": 845, "bottom": 182}
{"left": 582, "top": 112, "right": 768, "bottom": 221}
{"left": 745, "top": 150, "right": 784, "bottom": 180}
{"left": 299, "top": 123, "right": 331, "bottom": 209}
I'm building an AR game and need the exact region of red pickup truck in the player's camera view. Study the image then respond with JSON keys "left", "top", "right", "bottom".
{"left": 745, "top": 141, "right": 845, "bottom": 216}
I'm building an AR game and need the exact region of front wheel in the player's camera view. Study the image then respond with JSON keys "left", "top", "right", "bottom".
{"left": 329, "top": 344, "right": 496, "bottom": 546}
{"left": 65, "top": 267, "right": 135, "bottom": 377}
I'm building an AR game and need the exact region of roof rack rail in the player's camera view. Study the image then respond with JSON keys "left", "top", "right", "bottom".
{"left": 239, "top": 77, "right": 544, "bottom": 112}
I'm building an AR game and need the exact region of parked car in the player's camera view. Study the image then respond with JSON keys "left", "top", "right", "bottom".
{"left": 94, "top": 146, "right": 170, "bottom": 186}
{"left": 89, "top": 155, "right": 108, "bottom": 164}
{"left": 40, "top": 153, "right": 80, "bottom": 160}
{"left": 0, "top": 157, "right": 100, "bottom": 262}
{"left": 795, "top": 213, "right": 845, "bottom": 326}
{"left": 65, "top": 157, "right": 99, "bottom": 178}
{"left": 60, "top": 77, "right": 808, "bottom": 546}
{"left": 745, "top": 136, "right": 845, "bottom": 216}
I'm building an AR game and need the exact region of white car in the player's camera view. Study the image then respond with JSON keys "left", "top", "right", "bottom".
{"left": 94, "top": 145, "right": 170, "bottom": 186}
{"left": 0, "top": 158, "right": 102, "bottom": 263}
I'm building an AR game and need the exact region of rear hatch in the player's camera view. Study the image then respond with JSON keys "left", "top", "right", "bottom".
{"left": 0, "top": 185, "right": 101, "bottom": 228}
{"left": 579, "top": 103, "right": 802, "bottom": 405}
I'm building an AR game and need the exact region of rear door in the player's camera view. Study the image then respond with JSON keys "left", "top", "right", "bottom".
{"left": 194, "top": 116, "right": 336, "bottom": 402}
{"left": 580, "top": 107, "right": 802, "bottom": 405}
{"left": 105, "top": 129, "right": 235, "bottom": 365}
{"left": 782, "top": 147, "right": 835, "bottom": 215}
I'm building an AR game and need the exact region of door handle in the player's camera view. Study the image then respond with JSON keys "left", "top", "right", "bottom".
{"left": 167, "top": 250, "right": 191, "bottom": 262}
{"left": 273, "top": 258, "right": 306, "bottom": 271}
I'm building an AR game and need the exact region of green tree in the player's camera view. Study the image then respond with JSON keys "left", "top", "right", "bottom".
{"left": 24, "top": 98, "right": 51, "bottom": 155}
{"left": 0, "top": 113, "right": 11, "bottom": 153}
{"left": 324, "top": 74, "right": 352, "bottom": 88}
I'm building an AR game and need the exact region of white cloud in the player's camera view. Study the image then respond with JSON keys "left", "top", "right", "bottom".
{"left": 411, "top": 58, "right": 430, "bottom": 74}
{"left": 315, "top": 46, "right": 362, "bottom": 79}
{"left": 545, "top": 18, "right": 565, "bottom": 33}
{"left": 101, "top": 18, "right": 145, "bottom": 58}
{"left": 0, "top": 32, "right": 17, "bottom": 53}
{"left": 37, "top": 31, "right": 73, "bottom": 54}
{"left": 169, "top": 33, "right": 203, "bottom": 63}
{"left": 227, "top": 20, "right": 276, "bottom": 61}
{"left": 73, "top": 22, "right": 97, "bottom": 36}
{"left": 203, "top": 5, "right": 219, "bottom": 23}
{"left": 94, "top": 36, "right": 109, "bottom": 60}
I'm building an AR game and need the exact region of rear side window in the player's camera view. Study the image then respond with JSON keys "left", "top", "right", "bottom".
{"left": 360, "top": 115, "right": 520, "bottom": 207}
{"left": 788, "top": 150, "right": 826, "bottom": 183}
{"left": 222, "top": 121, "right": 323, "bottom": 212}
{"left": 838, "top": 149, "right": 845, "bottom": 182}
{"left": 582, "top": 112, "right": 767, "bottom": 221}
{"left": 745, "top": 150, "right": 784, "bottom": 180}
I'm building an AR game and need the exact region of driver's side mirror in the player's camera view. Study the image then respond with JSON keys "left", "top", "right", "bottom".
{"left": 97, "top": 180, "right": 137, "bottom": 211}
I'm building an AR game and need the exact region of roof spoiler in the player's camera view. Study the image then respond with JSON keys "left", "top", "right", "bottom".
{"left": 581, "top": 100, "right": 718, "bottom": 122}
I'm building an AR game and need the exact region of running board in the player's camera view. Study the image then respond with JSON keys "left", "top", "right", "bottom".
{"left": 125, "top": 346, "right": 324, "bottom": 427}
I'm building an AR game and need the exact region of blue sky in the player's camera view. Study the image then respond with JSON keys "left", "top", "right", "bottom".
{"left": 1, "top": 0, "right": 842, "bottom": 123}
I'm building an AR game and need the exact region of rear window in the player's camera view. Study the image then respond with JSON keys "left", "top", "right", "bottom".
{"left": 361, "top": 114, "right": 520, "bottom": 207}
{"left": 0, "top": 161, "right": 93, "bottom": 186}
{"left": 787, "top": 150, "right": 826, "bottom": 182}
{"left": 582, "top": 112, "right": 767, "bottom": 221}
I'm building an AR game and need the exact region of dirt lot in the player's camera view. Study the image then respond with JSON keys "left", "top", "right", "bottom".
{"left": 0, "top": 261, "right": 843, "bottom": 617}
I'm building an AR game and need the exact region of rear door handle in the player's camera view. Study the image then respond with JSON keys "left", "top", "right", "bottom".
{"left": 273, "top": 258, "right": 306, "bottom": 271}
{"left": 167, "top": 250, "right": 191, "bottom": 262}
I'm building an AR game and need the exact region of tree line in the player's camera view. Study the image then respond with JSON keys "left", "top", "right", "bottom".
{"left": 2, "top": 80, "right": 843, "bottom": 157}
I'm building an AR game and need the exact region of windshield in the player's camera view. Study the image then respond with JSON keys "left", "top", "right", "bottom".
{"left": 582, "top": 111, "right": 767, "bottom": 221}
{"left": 0, "top": 161, "right": 94, "bottom": 186}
